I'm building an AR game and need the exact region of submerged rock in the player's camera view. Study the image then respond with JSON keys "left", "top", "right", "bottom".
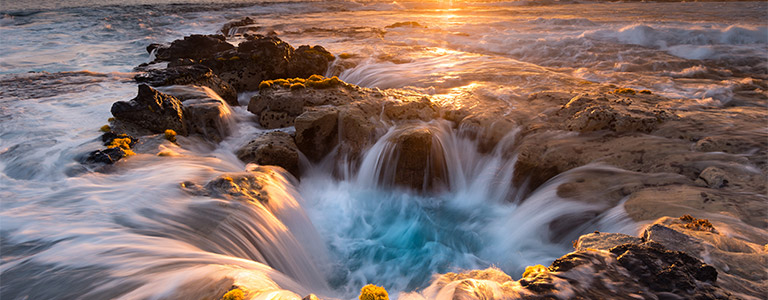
{"left": 236, "top": 132, "right": 300, "bottom": 177}
{"left": 111, "top": 84, "right": 188, "bottom": 135}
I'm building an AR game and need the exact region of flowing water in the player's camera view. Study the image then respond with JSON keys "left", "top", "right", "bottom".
{"left": 1, "top": 1, "right": 766, "bottom": 299}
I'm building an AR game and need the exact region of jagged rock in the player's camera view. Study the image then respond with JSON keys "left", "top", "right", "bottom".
{"left": 295, "top": 107, "right": 339, "bottom": 161}
{"left": 111, "top": 84, "right": 188, "bottom": 135}
{"left": 247, "top": 79, "right": 359, "bottom": 129}
{"left": 183, "top": 98, "right": 233, "bottom": 143}
{"left": 575, "top": 232, "right": 641, "bottom": 251}
{"left": 559, "top": 94, "right": 668, "bottom": 133}
{"left": 81, "top": 148, "right": 126, "bottom": 164}
{"left": 289, "top": 45, "right": 335, "bottom": 79}
{"left": 220, "top": 17, "right": 256, "bottom": 36}
{"left": 202, "top": 36, "right": 334, "bottom": 91}
{"left": 154, "top": 34, "right": 234, "bottom": 61}
{"left": 236, "top": 132, "right": 300, "bottom": 177}
{"left": 134, "top": 65, "right": 238, "bottom": 106}
{"left": 203, "top": 173, "right": 269, "bottom": 203}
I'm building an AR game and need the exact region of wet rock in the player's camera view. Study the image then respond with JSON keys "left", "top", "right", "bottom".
{"left": 698, "top": 166, "right": 730, "bottom": 188}
{"left": 288, "top": 45, "right": 335, "bottom": 79}
{"left": 458, "top": 112, "right": 517, "bottom": 153}
{"left": 388, "top": 127, "right": 448, "bottom": 192}
{"left": 382, "top": 96, "right": 438, "bottom": 122}
{"left": 294, "top": 106, "right": 339, "bottom": 161}
{"left": 111, "top": 84, "right": 187, "bottom": 135}
{"left": 183, "top": 97, "right": 233, "bottom": 143}
{"left": 560, "top": 94, "right": 667, "bottom": 133}
{"left": 202, "top": 36, "right": 333, "bottom": 92}
{"left": 575, "top": 232, "right": 641, "bottom": 251}
{"left": 337, "top": 104, "right": 377, "bottom": 160}
{"left": 248, "top": 78, "right": 360, "bottom": 129}
{"left": 236, "top": 132, "right": 300, "bottom": 177}
{"left": 154, "top": 34, "right": 234, "bottom": 61}
{"left": 642, "top": 218, "right": 768, "bottom": 298}
{"left": 81, "top": 147, "right": 126, "bottom": 164}
{"left": 220, "top": 17, "right": 256, "bottom": 36}
{"left": 610, "top": 243, "right": 718, "bottom": 293}
{"left": 203, "top": 173, "right": 269, "bottom": 203}
{"left": 134, "top": 65, "right": 238, "bottom": 106}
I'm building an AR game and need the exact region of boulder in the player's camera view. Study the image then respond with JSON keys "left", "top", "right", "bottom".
{"left": 201, "top": 36, "right": 333, "bottom": 92}
{"left": 154, "top": 34, "right": 234, "bottom": 61}
{"left": 111, "top": 84, "right": 187, "bottom": 135}
{"left": 220, "top": 17, "right": 256, "bottom": 36}
{"left": 288, "top": 45, "right": 335, "bottom": 79}
{"left": 236, "top": 132, "right": 300, "bottom": 177}
{"left": 294, "top": 107, "right": 339, "bottom": 161}
{"left": 81, "top": 147, "right": 126, "bottom": 165}
{"left": 134, "top": 65, "right": 238, "bottom": 106}
{"left": 203, "top": 173, "right": 269, "bottom": 204}
{"left": 388, "top": 127, "right": 448, "bottom": 192}
{"left": 183, "top": 98, "right": 234, "bottom": 143}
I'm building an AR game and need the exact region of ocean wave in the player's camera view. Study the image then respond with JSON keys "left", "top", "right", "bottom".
{"left": 527, "top": 17, "right": 596, "bottom": 27}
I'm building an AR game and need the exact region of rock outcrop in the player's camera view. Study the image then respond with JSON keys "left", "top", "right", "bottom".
{"left": 294, "top": 106, "right": 339, "bottom": 161}
{"left": 236, "top": 132, "right": 300, "bottom": 177}
{"left": 151, "top": 35, "right": 334, "bottom": 92}
{"left": 134, "top": 65, "right": 238, "bottom": 106}
{"left": 111, "top": 84, "right": 187, "bottom": 135}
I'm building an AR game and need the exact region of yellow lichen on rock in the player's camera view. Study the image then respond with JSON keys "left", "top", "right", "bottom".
{"left": 613, "top": 88, "right": 637, "bottom": 95}
{"left": 359, "top": 284, "right": 389, "bottom": 300}
{"left": 259, "top": 76, "right": 345, "bottom": 90}
{"left": 522, "top": 264, "right": 549, "bottom": 278}
{"left": 221, "top": 288, "right": 244, "bottom": 300}
{"left": 107, "top": 137, "right": 135, "bottom": 156}
{"left": 100, "top": 125, "right": 111, "bottom": 132}
{"left": 164, "top": 129, "right": 177, "bottom": 143}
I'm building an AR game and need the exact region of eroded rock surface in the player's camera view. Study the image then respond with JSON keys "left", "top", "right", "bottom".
{"left": 111, "top": 84, "right": 187, "bottom": 135}
{"left": 236, "top": 132, "right": 300, "bottom": 177}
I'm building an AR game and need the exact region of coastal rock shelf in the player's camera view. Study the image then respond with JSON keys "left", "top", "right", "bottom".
{"left": 2, "top": 2, "right": 767, "bottom": 300}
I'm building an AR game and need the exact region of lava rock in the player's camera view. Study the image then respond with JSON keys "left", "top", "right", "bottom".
{"left": 236, "top": 132, "right": 300, "bottom": 177}
{"left": 288, "top": 45, "right": 335, "bottom": 79}
{"left": 111, "top": 84, "right": 188, "bottom": 135}
{"left": 220, "top": 17, "right": 256, "bottom": 36}
{"left": 154, "top": 34, "right": 234, "bottom": 61}
{"left": 294, "top": 106, "right": 339, "bottom": 161}
{"left": 134, "top": 65, "right": 238, "bottom": 106}
{"left": 82, "top": 147, "right": 126, "bottom": 164}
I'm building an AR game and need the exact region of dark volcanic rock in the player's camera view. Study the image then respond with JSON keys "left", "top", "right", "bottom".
{"left": 154, "top": 34, "right": 234, "bottom": 61}
{"left": 220, "top": 17, "right": 256, "bottom": 36}
{"left": 82, "top": 148, "right": 126, "bottom": 164}
{"left": 111, "top": 84, "right": 187, "bottom": 135}
{"left": 134, "top": 65, "right": 238, "bottom": 106}
{"left": 236, "top": 132, "right": 300, "bottom": 177}
{"left": 288, "top": 45, "right": 335, "bottom": 79}
{"left": 609, "top": 243, "right": 718, "bottom": 293}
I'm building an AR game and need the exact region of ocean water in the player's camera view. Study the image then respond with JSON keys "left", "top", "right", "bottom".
{"left": 1, "top": 1, "right": 766, "bottom": 299}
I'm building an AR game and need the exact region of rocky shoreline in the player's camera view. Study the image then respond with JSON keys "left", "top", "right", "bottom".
{"left": 83, "top": 17, "right": 767, "bottom": 300}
